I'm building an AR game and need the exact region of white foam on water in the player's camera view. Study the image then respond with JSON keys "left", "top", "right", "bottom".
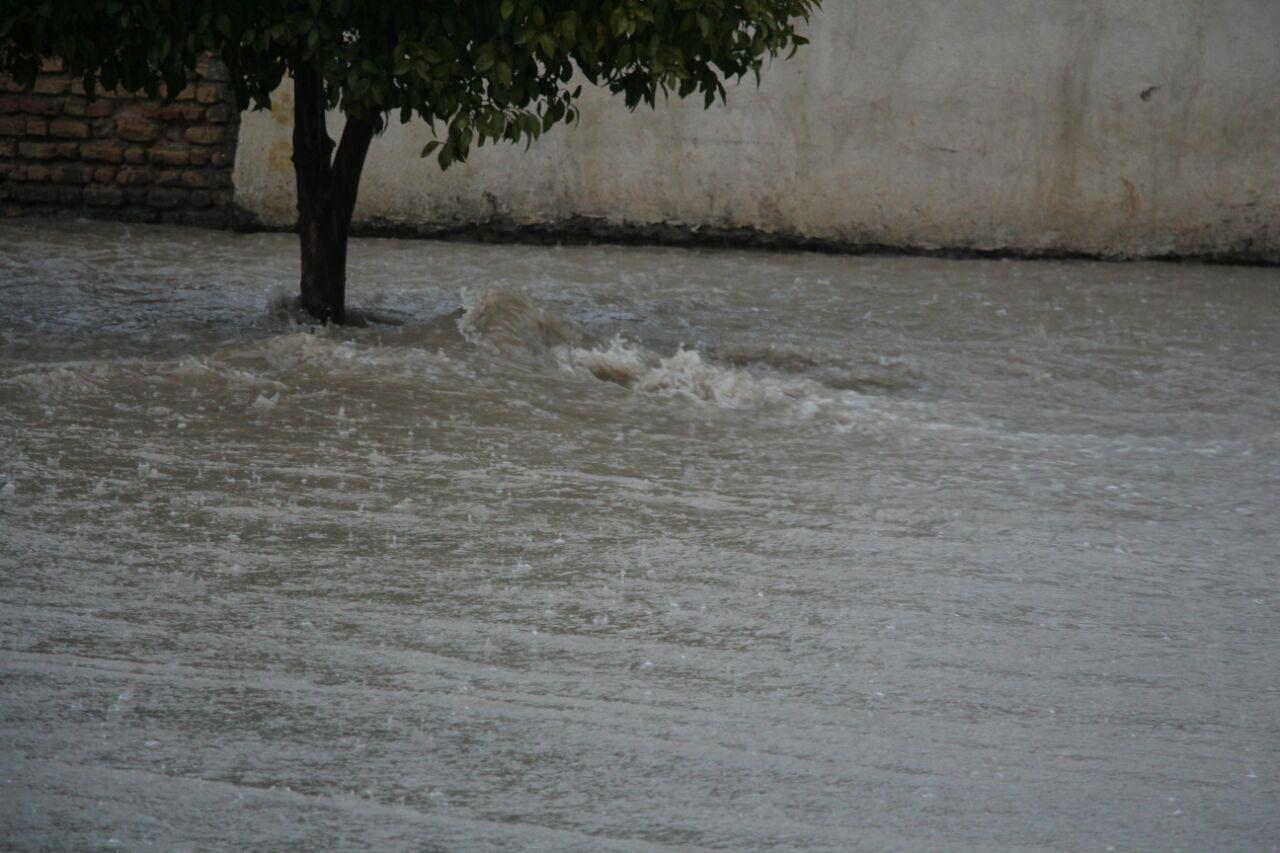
{"left": 456, "top": 287, "right": 591, "bottom": 361}
{"left": 455, "top": 287, "right": 488, "bottom": 346}
{"left": 457, "top": 287, "right": 861, "bottom": 420}
{"left": 556, "top": 337, "right": 834, "bottom": 413}
{"left": 173, "top": 356, "right": 288, "bottom": 391}
{"left": 250, "top": 393, "right": 279, "bottom": 412}
{"left": 2, "top": 365, "right": 107, "bottom": 399}
{"left": 220, "top": 327, "right": 465, "bottom": 385}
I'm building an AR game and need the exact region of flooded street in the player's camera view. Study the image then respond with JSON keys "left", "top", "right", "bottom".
{"left": 1, "top": 219, "right": 1277, "bottom": 850}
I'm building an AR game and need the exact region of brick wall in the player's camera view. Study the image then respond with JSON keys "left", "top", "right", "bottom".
{"left": 0, "top": 55, "right": 240, "bottom": 228}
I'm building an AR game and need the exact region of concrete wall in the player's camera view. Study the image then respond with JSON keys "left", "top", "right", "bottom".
{"left": 233, "top": 0, "right": 1280, "bottom": 260}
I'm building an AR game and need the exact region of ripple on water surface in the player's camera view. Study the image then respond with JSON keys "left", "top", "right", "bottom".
{"left": 1, "top": 219, "right": 1278, "bottom": 850}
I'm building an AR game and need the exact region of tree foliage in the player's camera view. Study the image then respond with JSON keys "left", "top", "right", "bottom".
{"left": 2, "top": 1, "right": 819, "bottom": 168}
{"left": 4, "top": 1, "right": 818, "bottom": 323}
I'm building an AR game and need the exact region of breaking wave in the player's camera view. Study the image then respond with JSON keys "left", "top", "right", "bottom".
{"left": 2, "top": 287, "right": 907, "bottom": 427}
{"left": 456, "top": 288, "right": 869, "bottom": 418}
{"left": 556, "top": 336, "right": 832, "bottom": 411}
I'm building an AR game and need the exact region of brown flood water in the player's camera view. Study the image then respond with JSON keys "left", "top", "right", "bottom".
{"left": 1, "top": 219, "right": 1278, "bottom": 850}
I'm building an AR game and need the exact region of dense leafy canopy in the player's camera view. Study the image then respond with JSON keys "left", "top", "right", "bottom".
{"left": 2, "top": 1, "right": 818, "bottom": 167}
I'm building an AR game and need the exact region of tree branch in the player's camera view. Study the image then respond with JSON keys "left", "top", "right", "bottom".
{"left": 330, "top": 117, "right": 376, "bottom": 228}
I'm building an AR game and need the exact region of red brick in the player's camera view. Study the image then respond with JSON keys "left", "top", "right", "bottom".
{"left": 24, "top": 118, "right": 47, "bottom": 135}
{"left": 20, "top": 96, "right": 63, "bottom": 116}
{"left": 124, "top": 146, "right": 147, "bottom": 164}
{"left": 115, "top": 167, "right": 154, "bottom": 186}
{"left": 147, "top": 188, "right": 187, "bottom": 207}
{"left": 195, "top": 84, "right": 222, "bottom": 104}
{"left": 93, "top": 166, "right": 117, "bottom": 182}
{"left": 184, "top": 125, "right": 225, "bottom": 145}
{"left": 85, "top": 100, "right": 114, "bottom": 118}
{"left": 17, "top": 141, "right": 59, "bottom": 159}
{"left": 0, "top": 96, "right": 17, "bottom": 114}
{"left": 50, "top": 118, "right": 90, "bottom": 139}
{"left": 210, "top": 150, "right": 233, "bottom": 167}
{"left": 154, "top": 169, "right": 184, "bottom": 187}
{"left": 155, "top": 104, "right": 186, "bottom": 122}
{"left": 55, "top": 142, "right": 80, "bottom": 158}
{"left": 172, "top": 84, "right": 197, "bottom": 101}
{"left": 188, "top": 148, "right": 211, "bottom": 166}
{"left": 0, "top": 140, "right": 14, "bottom": 158}
{"left": 116, "top": 115, "right": 160, "bottom": 142}
{"left": 80, "top": 140, "right": 125, "bottom": 163}
{"left": 196, "top": 55, "right": 230, "bottom": 82}
{"left": 62, "top": 96, "right": 88, "bottom": 116}
{"left": 51, "top": 164, "right": 93, "bottom": 184}
{"left": 0, "top": 116, "right": 27, "bottom": 135}
{"left": 32, "top": 76, "right": 70, "bottom": 95}
{"left": 15, "top": 183, "right": 80, "bottom": 204}
{"left": 24, "top": 164, "right": 50, "bottom": 181}
{"left": 182, "top": 104, "right": 206, "bottom": 121}
{"left": 83, "top": 185, "right": 124, "bottom": 206}
{"left": 149, "top": 143, "right": 189, "bottom": 166}
{"left": 13, "top": 184, "right": 59, "bottom": 203}
{"left": 204, "top": 104, "right": 236, "bottom": 123}
{"left": 179, "top": 169, "right": 216, "bottom": 188}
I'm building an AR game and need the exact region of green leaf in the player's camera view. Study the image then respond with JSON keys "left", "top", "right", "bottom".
{"left": 4, "top": 0, "right": 820, "bottom": 175}
{"left": 610, "top": 9, "right": 628, "bottom": 38}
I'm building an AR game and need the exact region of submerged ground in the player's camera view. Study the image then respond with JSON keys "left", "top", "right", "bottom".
{"left": 1, "top": 220, "right": 1277, "bottom": 850}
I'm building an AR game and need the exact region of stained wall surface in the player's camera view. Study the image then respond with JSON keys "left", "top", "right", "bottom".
{"left": 1, "top": 56, "right": 240, "bottom": 227}
{"left": 233, "top": 1, "right": 1280, "bottom": 259}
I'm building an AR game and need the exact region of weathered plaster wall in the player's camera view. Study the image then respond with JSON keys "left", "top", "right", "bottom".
{"left": 234, "top": 0, "right": 1280, "bottom": 259}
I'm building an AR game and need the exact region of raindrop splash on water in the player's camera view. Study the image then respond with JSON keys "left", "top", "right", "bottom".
{"left": 1, "top": 220, "right": 1277, "bottom": 851}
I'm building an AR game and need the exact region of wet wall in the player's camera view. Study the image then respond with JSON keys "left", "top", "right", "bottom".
{"left": 233, "top": 0, "right": 1280, "bottom": 261}
{"left": 0, "top": 56, "right": 240, "bottom": 227}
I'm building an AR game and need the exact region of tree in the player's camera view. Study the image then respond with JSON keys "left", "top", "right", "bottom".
{"left": 2, "top": 1, "right": 819, "bottom": 324}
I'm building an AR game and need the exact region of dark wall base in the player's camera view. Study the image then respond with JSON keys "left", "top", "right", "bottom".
{"left": 336, "top": 214, "right": 1280, "bottom": 269}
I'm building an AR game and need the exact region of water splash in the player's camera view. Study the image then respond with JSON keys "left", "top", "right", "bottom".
{"left": 557, "top": 336, "right": 831, "bottom": 412}
{"left": 455, "top": 287, "right": 852, "bottom": 416}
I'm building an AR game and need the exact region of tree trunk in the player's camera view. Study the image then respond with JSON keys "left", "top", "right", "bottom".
{"left": 291, "top": 65, "right": 375, "bottom": 325}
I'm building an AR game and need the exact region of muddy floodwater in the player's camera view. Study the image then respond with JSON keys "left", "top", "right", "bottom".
{"left": 1, "top": 219, "right": 1277, "bottom": 851}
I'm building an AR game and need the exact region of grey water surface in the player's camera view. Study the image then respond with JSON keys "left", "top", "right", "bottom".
{"left": 1, "top": 219, "right": 1277, "bottom": 851}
